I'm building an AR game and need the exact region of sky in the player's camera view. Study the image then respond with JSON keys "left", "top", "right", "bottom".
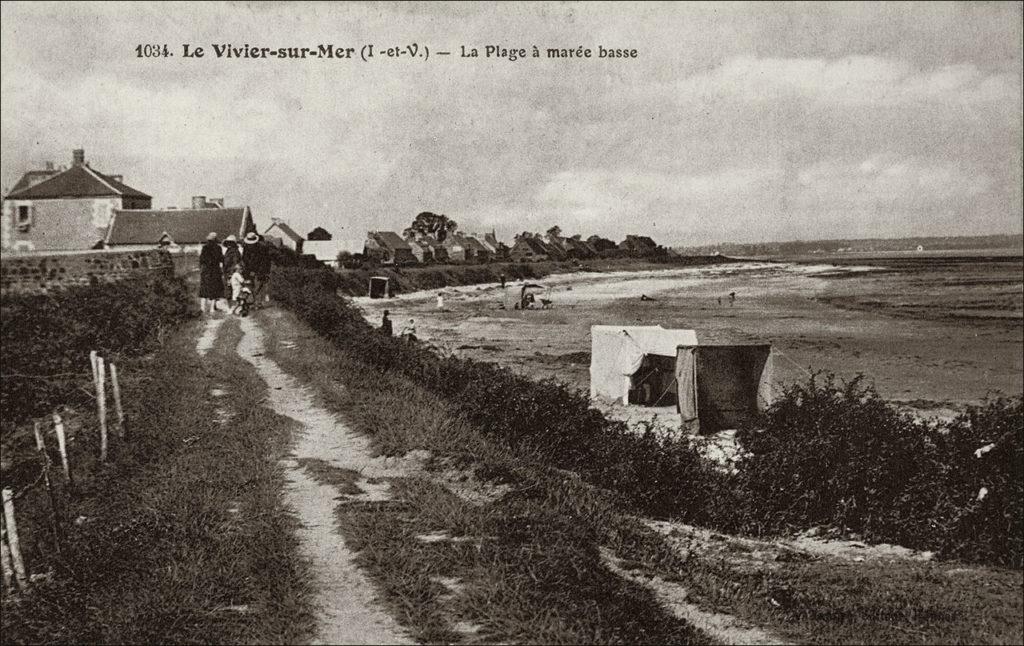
{"left": 1, "top": 1, "right": 1021, "bottom": 246}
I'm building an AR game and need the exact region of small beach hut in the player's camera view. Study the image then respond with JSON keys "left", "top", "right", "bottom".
{"left": 368, "top": 276, "right": 390, "bottom": 299}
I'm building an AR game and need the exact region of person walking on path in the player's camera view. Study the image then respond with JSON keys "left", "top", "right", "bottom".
{"left": 728, "top": 291, "right": 736, "bottom": 306}
{"left": 436, "top": 291, "right": 445, "bottom": 311}
{"left": 199, "top": 232, "right": 225, "bottom": 315}
{"left": 222, "top": 235, "right": 242, "bottom": 300}
{"left": 380, "top": 309, "right": 393, "bottom": 336}
{"left": 243, "top": 232, "right": 272, "bottom": 305}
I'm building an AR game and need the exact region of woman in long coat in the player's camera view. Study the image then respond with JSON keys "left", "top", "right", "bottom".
{"left": 199, "top": 232, "right": 224, "bottom": 314}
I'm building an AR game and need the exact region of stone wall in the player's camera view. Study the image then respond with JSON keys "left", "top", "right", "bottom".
{"left": 0, "top": 249, "right": 174, "bottom": 295}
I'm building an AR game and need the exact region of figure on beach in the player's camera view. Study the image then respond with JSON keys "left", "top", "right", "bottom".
{"left": 729, "top": 291, "right": 736, "bottom": 306}
{"left": 400, "top": 318, "right": 417, "bottom": 342}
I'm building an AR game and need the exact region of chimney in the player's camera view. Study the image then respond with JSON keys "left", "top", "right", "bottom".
{"left": 192, "top": 195, "right": 208, "bottom": 209}
{"left": 45, "top": 161, "right": 54, "bottom": 171}
{"left": 72, "top": 149, "right": 85, "bottom": 166}
{"left": 208, "top": 197, "right": 224, "bottom": 208}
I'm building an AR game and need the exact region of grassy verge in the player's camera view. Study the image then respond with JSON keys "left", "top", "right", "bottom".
{"left": 258, "top": 308, "right": 710, "bottom": 644}
{"left": 260, "top": 304, "right": 1024, "bottom": 645}
{"left": 630, "top": 527, "right": 1024, "bottom": 645}
{"left": 1, "top": 317, "right": 314, "bottom": 644}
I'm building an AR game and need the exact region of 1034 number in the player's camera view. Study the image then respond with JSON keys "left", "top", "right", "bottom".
{"left": 135, "top": 44, "right": 171, "bottom": 58}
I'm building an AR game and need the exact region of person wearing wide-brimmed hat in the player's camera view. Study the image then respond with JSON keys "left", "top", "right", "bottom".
{"left": 222, "top": 234, "right": 242, "bottom": 292}
{"left": 199, "top": 231, "right": 224, "bottom": 314}
{"left": 242, "top": 231, "right": 272, "bottom": 305}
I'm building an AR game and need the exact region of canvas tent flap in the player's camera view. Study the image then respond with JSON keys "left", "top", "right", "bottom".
{"left": 590, "top": 325, "right": 697, "bottom": 402}
{"left": 676, "top": 344, "right": 772, "bottom": 434}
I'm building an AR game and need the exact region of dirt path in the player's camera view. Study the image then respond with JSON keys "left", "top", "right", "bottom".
{"left": 601, "top": 548, "right": 788, "bottom": 646}
{"left": 236, "top": 315, "right": 413, "bottom": 645}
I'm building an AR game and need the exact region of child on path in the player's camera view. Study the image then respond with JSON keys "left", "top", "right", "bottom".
{"left": 229, "top": 264, "right": 247, "bottom": 313}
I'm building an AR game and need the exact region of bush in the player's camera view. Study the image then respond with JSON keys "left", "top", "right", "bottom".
{"left": 728, "top": 374, "right": 1023, "bottom": 566}
{"left": 1, "top": 274, "right": 194, "bottom": 430}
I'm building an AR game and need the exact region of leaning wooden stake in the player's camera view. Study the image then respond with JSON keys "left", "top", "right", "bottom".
{"left": 1, "top": 489, "right": 28, "bottom": 590}
{"left": 89, "top": 350, "right": 99, "bottom": 389}
{"left": 96, "top": 357, "right": 108, "bottom": 462}
{"left": 0, "top": 526, "right": 13, "bottom": 593}
{"left": 53, "top": 412, "right": 73, "bottom": 488}
{"left": 33, "top": 422, "right": 63, "bottom": 554}
{"left": 110, "top": 363, "right": 126, "bottom": 439}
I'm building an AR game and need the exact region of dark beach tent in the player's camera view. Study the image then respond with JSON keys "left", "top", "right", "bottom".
{"left": 676, "top": 344, "right": 773, "bottom": 434}
{"left": 368, "top": 276, "right": 390, "bottom": 299}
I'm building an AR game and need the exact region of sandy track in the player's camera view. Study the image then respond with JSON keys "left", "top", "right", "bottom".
{"left": 196, "top": 317, "right": 225, "bottom": 356}
{"left": 237, "top": 315, "right": 412, "bottom": 645}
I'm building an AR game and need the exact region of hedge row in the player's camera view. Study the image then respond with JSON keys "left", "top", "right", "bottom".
{"left": 272, "top": 266, "right": 1022, "bottom": 567}
{"left": 1, "top": 274, "right": 194, "bottom": 431}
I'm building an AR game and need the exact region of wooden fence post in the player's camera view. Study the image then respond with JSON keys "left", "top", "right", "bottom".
{"left": 96, "top": 357, "right": 108, "bottom": 462}
{"left": 1, "top": 489, "right": 28, "bottom": 590}
{"left": 0, "top": 525, "right": 13, "bottom": 593}
{"left": 53, "top": 412, "right": 73, "bottom": 488}
{"left": 90, "top": 350, "right": 99, "bottom": 390}
{"left": 110, "top": 363, "right": 126, "bottom": 440}
{"left": 33, "top": 422, "right": 63, "bottom": 554}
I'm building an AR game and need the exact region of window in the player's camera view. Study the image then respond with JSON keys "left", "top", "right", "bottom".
{"left": 15, "top": 204, "right": 33, "bottom": 231}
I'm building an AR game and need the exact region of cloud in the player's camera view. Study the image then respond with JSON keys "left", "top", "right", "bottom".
{"left": 678, "top": 55, "right": 1021, "bottom": 115}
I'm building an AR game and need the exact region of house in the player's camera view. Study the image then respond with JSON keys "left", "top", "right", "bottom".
{"left": 264, "top": 219, "right": 304, "bottom": 253}
{"left": 460, "top": 235, "right": 492, "bottom": 262}
{"left": 365, "top": 231, "right": 417, "bottom": 265}
{"left": 419, "top": 235, "right": 449, "bottom": 263}
{"left": 567, "top": 237, "right": 598, "bottom": 259}
{"left": 540, "top": 235, "right": 569, "bottom": 261}
{"left": 2, "top": 149, "right": 152, "bottom": 252}
{"left": 509, "top": 237, "right": 550, "bottom": 262}
{"left": 442, "top": 235, "right": 468, "bottom": 262}
{"left": 406, "top": 238, "right": 435, "bottom": 263}
{"left": 104, "top": 204, "right": 255, "bottom": 252}
{"left": 619, "top": 235, "right": 660, "bottom": 257}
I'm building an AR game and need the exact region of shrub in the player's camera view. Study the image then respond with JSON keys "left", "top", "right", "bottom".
{"left": 729, "top": 374, "right": 1023, "bottom": 566}
{"left": 1, "top": 274, "right": 194, "bottom": 430}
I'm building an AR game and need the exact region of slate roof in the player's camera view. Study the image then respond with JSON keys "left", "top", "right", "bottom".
{"left": 7, "top": 164, "right": 150, "bottom": 200}
{"left": 265, "top": 220, "right": 304, "bottom": 242}
{"left": 370, "top": 231, "right": 412, "bottom": 250}
{"left": 460, "top": 236, "right": 490, "bottom": 254}
{"left": 515, "top": 237, "right": 551, "bottom": 256}
{"left": 9, "top": 170, "right": 59, "bottom": 195}
{"left": 105, "top": 207, "right": 251, "bottom": 245}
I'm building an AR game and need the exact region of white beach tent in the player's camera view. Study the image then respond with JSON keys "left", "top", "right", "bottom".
{"left": 590, "top": 325, "right": 698, "bottom": 404}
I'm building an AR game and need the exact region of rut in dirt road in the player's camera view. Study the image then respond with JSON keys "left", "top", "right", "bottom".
{"left": 237, "top": 315, "right": 413, "bottom": 645}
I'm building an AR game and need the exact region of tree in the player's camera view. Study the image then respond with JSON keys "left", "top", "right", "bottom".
{"left": 546, "top": 225, "right": 563, "bottom": 239}
{"left": 405, "top": 212, "right": 458, "bottom": 242}
{"left": 307, "top": 226, "right": 332, "bottom": 241}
